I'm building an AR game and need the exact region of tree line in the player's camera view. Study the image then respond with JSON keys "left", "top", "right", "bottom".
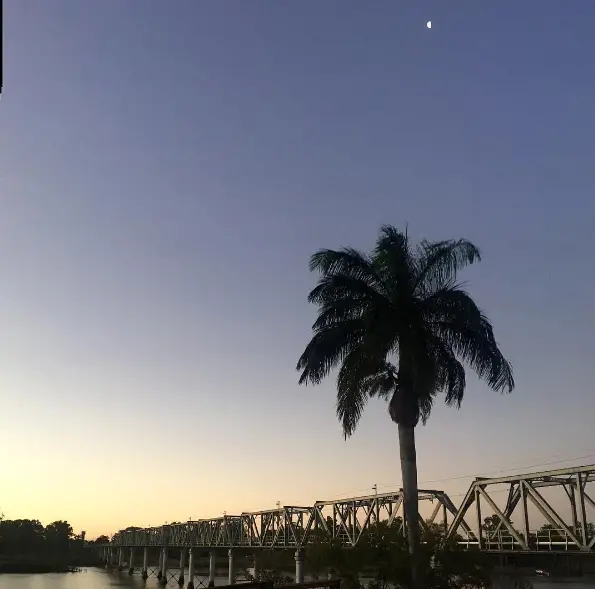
{"left": 0, "top": 518, "right": 81, "bottom": 561}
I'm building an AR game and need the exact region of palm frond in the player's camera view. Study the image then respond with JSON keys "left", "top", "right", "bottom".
{"left": 335, "top": 351, "right": 377, "bottom": 437}
{"left": 297, "top": 319, "right": 365, "bottom": 385}
{"left": 365, "top": 362, "right": 398, "bottom": 400}
{"left": 308, "top": 274, "right": 387, "bottom": 308}
{"left": 373, "top": 225, "right": 415, "bottom": 292}
{"left": 415, "top": 239, "right": 481, "bottom": 293}
{"left": 309, "top": 247, "right": 377, "bottom": 280}
{"left": 440, "top": 354, "right": 466, "bottom": 408}
{"left": 426, "top": 334, "right": 466, "bottom": 409}
{"left": 311, "top": 297, "right": 368, "bottom": 330}
{"left": 417, "top": 393, "right": 436, "bottom": 425}
{"left": 426, "top": 288, "right": 514, "bottom": 393}
{"left": 336, "top": 382, "right": 367, "bottom": 439}
{"left": 392, "top": 330, "right": 467, "bottom": 424}
{"left": 307, "top": 274, "right": 396, "bottom": 357}
{"left": 336, "top": 354, "right": 397, "bottom": 437}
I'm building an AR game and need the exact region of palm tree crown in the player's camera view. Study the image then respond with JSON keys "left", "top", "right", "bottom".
{"left": 297, "top": 225, "right": 514, "bottom": 437}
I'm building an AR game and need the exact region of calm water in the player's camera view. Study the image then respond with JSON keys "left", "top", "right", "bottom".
{"left": 0, "top": 569, "right": 231, "bottom": 589}
{"left": 0, "top": 569, "right": 594, "bottom": 589}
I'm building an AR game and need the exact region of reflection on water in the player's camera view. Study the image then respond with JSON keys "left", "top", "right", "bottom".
{"left": 0, "top": 569, "right": 593, "bottom": 589}
{"left": 0, "top": 568, "right": 230, "bottom": 589}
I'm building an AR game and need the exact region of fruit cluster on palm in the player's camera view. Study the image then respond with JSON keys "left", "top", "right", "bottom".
{"left": 297, "top": 225, "right": 514, "bottom": 584}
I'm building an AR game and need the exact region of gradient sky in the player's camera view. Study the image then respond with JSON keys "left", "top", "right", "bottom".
{"left": 1, "top": 1, "right": 594, "bottom": 539}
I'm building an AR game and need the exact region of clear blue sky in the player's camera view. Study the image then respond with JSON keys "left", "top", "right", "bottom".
{"left": 1, "top": 1, "right": 594, "bottom": 537}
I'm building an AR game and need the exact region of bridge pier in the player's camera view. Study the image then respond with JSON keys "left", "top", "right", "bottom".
{"left": 178, "top": 549, "right": 186, "bottom": 586}
{"left": 118, "top": 547, "right": 124, "bottom": 571}
{"left": 187, "top": 549, "right": 195, "bottom": 589}
{"left": 295, "top": 549, "right": 304, "bottom": 584}
{"left": 228, "top": 549, "right": 235, "bottom": 585}
{"left": 157, "top": 549, "right": 163, "bottom": 581}
{"left": 252, "top": 552, "right": 259, "bottom": 580}
{"left": 208, "top": 550, "right": 216, "bottom": 587}
{"left": 128, "top": 548, "right": 134, "bottom": 575}
{"left": 160, "top": 547, "right": 168, "bottom": 585}
{"left": 142, "top": 547, "right": 148, "bottom": 580}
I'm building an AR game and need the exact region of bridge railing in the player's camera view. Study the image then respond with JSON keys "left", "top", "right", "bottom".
{"left": 455, "top": 528, "right": 588, "bottom": 551}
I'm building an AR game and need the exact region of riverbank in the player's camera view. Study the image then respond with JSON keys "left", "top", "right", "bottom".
{"left": 0, "top": 563, "right": 79, "bottom": 574}
{"left": 0, "top": 556, "right": 104, "bottom": 574}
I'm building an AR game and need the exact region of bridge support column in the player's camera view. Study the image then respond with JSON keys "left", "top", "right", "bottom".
{"left": 187, "top": 549, "right": 195, "bottom": 589}
{"left": 208, "top": 551, "right": 216, "bottom": 587}
{"left": 129, "top": 548, "right": 135, "bottom": 575}
{"left": 442, "top": 503, "right": 448, "bottom": 532}
{"left": 157, "top": 549, "right": 163, "bottom": 580}
{"left": 252, "top": 553, "right": 259, "bottom": 580}
{"left": 160, "top": 547, "right": 168, "bottom": 585}
{"left": 118, "top": 547, "right": 124, "bottom": 571}
{"left": 295, "top": 549, "right": 304, "bottom": 584}
{"left": 178, "top": 549, "right": 186, "bottom": 586}
{"left": 228, "top": 549, "right": 235, "bottom": 585}
{"left": 142, "top": 547, "right": 148, "bottom": 580}
{"left": 475, "top": 488, "right": 484, "bottom": 550}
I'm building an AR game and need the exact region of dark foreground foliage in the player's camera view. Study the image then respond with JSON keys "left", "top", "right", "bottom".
{"left": 306, "top": 523, "right": 493, "bottom": 589}
{"left": 240, "top": 522, "right": 531, "bottom": 589}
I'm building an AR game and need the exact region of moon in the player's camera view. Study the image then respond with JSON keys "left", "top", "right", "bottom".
{"left": 426, "top": 21, "right": 432, "bottom": 29}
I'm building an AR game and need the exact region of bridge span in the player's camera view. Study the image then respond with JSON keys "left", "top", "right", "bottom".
{"left": 97, "top": 464, "right": 594, "bottom": 586}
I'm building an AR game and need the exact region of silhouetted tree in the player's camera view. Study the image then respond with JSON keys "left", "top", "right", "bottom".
{"left": 0, "top": 519, "right": 45, "bottom": 556}
{"left": 0, "top": 518, "right": 76, "bottom": 561}
{"left": 44, "top": 520, "right": 73, "bottom": 560}
{"left": 297, "top": 225, "right": 514, "bottom": 584}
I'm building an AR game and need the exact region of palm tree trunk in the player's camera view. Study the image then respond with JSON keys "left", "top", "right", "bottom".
{"left": 398, "top": 423, "right": 419, "bottom": 586}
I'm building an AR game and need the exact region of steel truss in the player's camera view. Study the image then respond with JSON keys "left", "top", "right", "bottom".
{"left": 447, "top": 464, "right": 595, "bottom": 551}
{"left": 113, "top": 489, "right": 460, "bottom": 549}
{"left": 109, "top": 464, "right": 595, "bottom": 552}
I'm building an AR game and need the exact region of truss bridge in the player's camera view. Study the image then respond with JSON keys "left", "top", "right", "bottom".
{"left": 96, "top": 464, "right": 595, "bottom": 585}
{"left": 107, "top": 463, "right": 594, "bottom": 553}
{"left": 97, "top": 463, "right": 595, "bottom": 586}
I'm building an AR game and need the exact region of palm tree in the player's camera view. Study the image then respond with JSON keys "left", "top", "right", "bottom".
{"left": 297, "top": 225, "right": 514, "bottom": 584}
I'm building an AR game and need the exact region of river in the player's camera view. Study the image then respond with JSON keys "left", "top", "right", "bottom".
{"left": 0, "top": 569, "right": 594, "bottom": 589}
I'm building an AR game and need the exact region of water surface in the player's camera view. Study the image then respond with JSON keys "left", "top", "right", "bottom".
{"left": 0, "top": 569, "right": 594, "bottom": 589}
